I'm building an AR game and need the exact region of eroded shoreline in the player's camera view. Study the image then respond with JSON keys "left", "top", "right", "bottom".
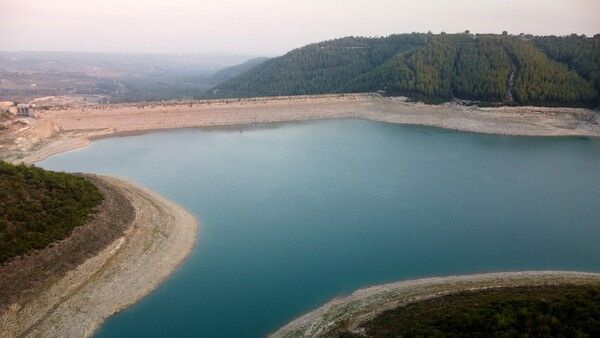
{"left": 1, "top": 94, "right": 599, "bottom": 336}
{"left": 271, "top": 271, "right": 600, "bottom": 337}
{"left": 2, "top": 94, "right": 599, "bottom": 164}
{"left": 0, "top": 175, "right": 198, "bottom": 337}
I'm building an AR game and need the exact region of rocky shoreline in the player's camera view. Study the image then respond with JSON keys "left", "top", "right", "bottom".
{"left": 0, "top": 94, "right": 598, "bottom": 336}
{"left": 1, "top": 94, "right": 598, "bottom": 164}
{"left": 0, "top": 175, "right": 198, "bottom": 337}
{"left": 271, "top": 271, "right": 600, "bottom": 337}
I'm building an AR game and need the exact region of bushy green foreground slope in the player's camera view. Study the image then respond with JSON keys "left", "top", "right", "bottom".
{"left": 213, "top": 33, "right": 600, "bottom": 107}
{"left": 0, "top": 161, "right": 103, "bottom": 263}
{"left": 337, "top": 285, "right": 600, "bottom": 337}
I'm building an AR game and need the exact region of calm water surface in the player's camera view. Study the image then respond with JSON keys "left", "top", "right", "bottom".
{"left": 39, "top": 120, "right": 600, "bottom": 337}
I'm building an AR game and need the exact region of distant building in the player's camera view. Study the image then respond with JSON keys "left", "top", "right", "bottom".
{"left": 0, "top": 102, "right": 38, "bottom": 118}
{"left": 16, "top": 104, "right": 37, "bottom": 118}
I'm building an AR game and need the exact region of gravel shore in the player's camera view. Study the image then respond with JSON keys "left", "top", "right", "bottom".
{"left": 271, "top": 271, "right": 600, "bottom": 337}
{"left": 2, "top": 94, "right": 598, "bottom": 164}
{"left": 0, "top": 175, "right": 198, "bottom": 337}
{"left": 0, "top": 94, "right": 598, "bottom": 336}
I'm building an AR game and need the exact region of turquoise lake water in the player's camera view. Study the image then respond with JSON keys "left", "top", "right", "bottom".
{"left": 39, "top": 119, "right": 600, "bottom": 337}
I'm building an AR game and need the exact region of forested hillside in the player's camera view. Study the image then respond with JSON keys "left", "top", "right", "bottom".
{"left": 532, "top": 35, "right": 600, "bottom": 94}
{"left": 212, "top": 33, "right": 600, "bottom": 107}
{"left": 0, "top": 161, "right": 103, "bottom": 263}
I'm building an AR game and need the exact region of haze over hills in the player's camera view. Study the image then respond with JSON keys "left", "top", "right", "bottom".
{"left": 209, "top": 57, "right": 270, "bottom": 84}
{"left": 2, "top": 33, "right": 599, "bottom": 108}
{"left": 212, "top": 33, "right": 600, "bottom": 108}
{"left": 0, "top": 52, "right": 257, "bottom": 103}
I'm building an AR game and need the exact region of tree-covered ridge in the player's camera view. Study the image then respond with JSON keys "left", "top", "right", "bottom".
{"left": 212, "top": 33, "right": 600, "bottom": 107}
{"left": 213, "top": 34, "right": 429, "bottom": 97}
{"left": 507, "top": 38, "right": 598, "bottom": 106}
{"left": 355, "top": 36, "right": 461, "bottom": 100}
{"left": 452, "top": 38, "right": 512, "bottom": 101}
{"left": 532, "top": 35, "right": 600, "bottom": 94}
{"left": 0, "top": 161, "right": 103, "bottom": 263}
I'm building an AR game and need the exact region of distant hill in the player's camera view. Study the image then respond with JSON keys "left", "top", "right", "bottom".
{"left": 212, "top": 33, "right": 600, "bottom": 107}
{"left": 0, "top": 51, "right": 255, "bottom": 103}
{"left": 210, "top": 57, "right": 269, "bottom": 83}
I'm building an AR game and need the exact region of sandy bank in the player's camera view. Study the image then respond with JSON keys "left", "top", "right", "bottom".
{"left": 272, "top": 271, "right": 600, "bottom": 337}
{"left": 1, "top": 94, "right": 598, "bottom": 164}
{"left": 0, "top": 175, "right": 198, "bottom": 337}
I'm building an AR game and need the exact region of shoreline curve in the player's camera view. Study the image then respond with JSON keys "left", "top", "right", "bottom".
{"left": 3, "top": 94, "right": 599, "bottom": 164}
{"left": 271, "top": 271, "right": 600, "bottom": 337}
{"left": 0, "top": 175, "right": 199, "bottom": 337}
{"left": 1, "top": 94, "right": 598, "bottom": 336}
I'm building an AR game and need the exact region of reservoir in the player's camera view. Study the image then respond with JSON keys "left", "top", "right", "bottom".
{"left": 39, "top": 119, "right": 600, "bottom": 337}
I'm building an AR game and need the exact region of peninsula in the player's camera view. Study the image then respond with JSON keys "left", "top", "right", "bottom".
{"left": 272, "top": 271, "right": 600, "bottom": 337}
{"left": 0, "top": 165, "right": 198, "bottom": 337}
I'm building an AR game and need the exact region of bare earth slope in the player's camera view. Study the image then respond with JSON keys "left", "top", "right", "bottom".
{"left": 1, "top": 94, "right": 598, "bottom": 164}
{"left": 271, "top": 271, "right": 600, "bottom": 337}
{"left": 0, "top": 175, "right": 198, "bottom": 337}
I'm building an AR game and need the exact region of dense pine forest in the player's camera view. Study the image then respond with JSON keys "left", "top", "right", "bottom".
{"left": 0, "top": 161, "right": 103, "bottom": 263}
{"left": 212, "top": 33, "right": 600, "bottom": 107}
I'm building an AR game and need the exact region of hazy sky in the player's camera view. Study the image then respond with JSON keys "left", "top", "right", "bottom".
{"left": 1, "top": 0, "right": 599, "bottom": 56}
